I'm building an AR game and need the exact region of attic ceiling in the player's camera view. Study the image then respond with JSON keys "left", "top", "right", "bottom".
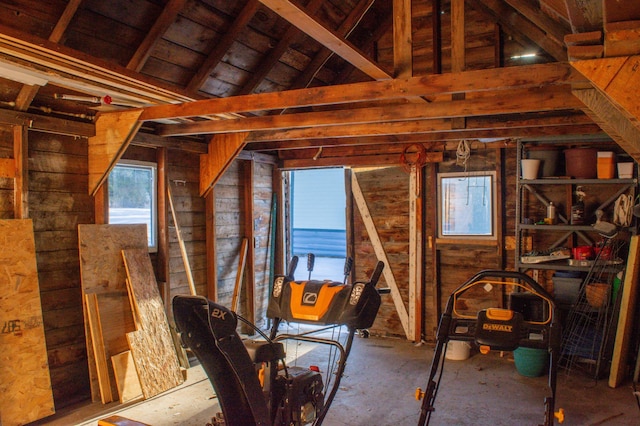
{"left": 0, "top": 0, "right": 637, "bottom": 163}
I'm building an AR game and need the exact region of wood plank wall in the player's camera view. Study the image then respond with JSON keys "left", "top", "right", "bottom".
{"left": 352, "top": 167, "right": 410, "bottom": 337}
{"left": 28, "top": 129, "right": 94, "bottom": 407}
{"left": 214, "top": 158, "right": 274, "bottom": 326}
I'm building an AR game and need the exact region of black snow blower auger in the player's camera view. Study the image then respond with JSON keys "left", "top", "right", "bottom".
{"left": 416, "top": 269, "right": 564, "bottom": 426}
{"left": 173, "top": 258, "right": 386, "bottom": 426}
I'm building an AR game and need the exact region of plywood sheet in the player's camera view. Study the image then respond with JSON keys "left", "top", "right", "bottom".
{"left": 123, "top": 249, "right": 183, "bottom": 398}
{"left": 78, "top": 224, "right": 147, "bottom": 401}
{"left": 111, "top": 351, "right": 143, "bottom": 404}
{"left": 85, "top": 293, "right": 114, "bottom": 403}
{"left": 0, "top": 219, "right": 55, "bottom": 425}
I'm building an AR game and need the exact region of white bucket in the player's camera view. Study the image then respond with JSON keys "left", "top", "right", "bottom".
{"left": 617, "top": 162, "right": 634, "bottom": 179}
{"left": 521, "top": 159, "right": 541, "bottom": 180}
{"left": 445, "top": 340, "right": 471, "bottom": 361}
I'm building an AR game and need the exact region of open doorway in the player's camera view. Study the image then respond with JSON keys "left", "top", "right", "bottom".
{"left": 289, "top": 168, "right": 347, "bottom": 282}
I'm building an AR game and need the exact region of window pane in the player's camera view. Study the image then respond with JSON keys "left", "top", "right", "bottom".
{"left": 440, "top": 174, "right": 493, "bottom": 237}
{"left": 108, "top": 162, "right": 157, "bottom": 248}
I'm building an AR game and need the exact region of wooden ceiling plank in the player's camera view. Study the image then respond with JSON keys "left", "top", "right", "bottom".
{"left": 89, "top": 110, "right": 144, "bottom": 196}
{"left": 573, "top": 88, "right": 640, "bottom": 160}
{"left": 257, "top": 0, "right": 391, "bottom": 80}
{"left": 564, "top": 0, "right": 603, "bottom": 33}
{"left": 140, "top": 62, "right": 584, "bottom": 121}
{"left": 127, "top": 0, "right": 188, "bottom": 72}
{"left": 394, "top": 0, "right": 413, "bottom": 78}
{"left": 468, "top": 0, "right": 567, "bottom": 61}
{"left": 187, "top": 0, "right": 261, "bottom": 94}
{"left": 503, "top": 0, "right": 570, "bottom": 44}
{"left": 238, "top": 0, "right": 324, "bottom": 95}
{"left": 156, "top": 86, "right": 582, "bottom": 136}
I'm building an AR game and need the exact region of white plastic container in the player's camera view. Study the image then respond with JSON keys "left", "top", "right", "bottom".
{"left": 521, "top": 159, "right": 541, "bottom": 180}
{"left": 445, "top": 340, "right": 471, "bottom": 361}
{"left": 617, "top": 162, "right": 634, "bottom": 179}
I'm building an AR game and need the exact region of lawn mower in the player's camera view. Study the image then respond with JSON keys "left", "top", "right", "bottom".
{"left": 415, "top": 269, "right": 564, "bottom": 426}
{"left": 173, "top": 257, "right": 386, "bottom": 426}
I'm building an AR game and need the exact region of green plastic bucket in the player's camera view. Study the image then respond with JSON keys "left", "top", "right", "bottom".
{"left": 514, "top": 347, "right": 548, "bottom": 377}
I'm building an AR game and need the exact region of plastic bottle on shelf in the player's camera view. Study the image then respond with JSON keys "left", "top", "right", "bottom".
{"left": 546, "top": 202, "right": 556, "bottom": 224}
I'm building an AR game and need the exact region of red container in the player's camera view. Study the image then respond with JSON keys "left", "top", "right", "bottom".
{"left": 572, "top": 246, "right": 593, "bottom": 260}
{"left": 594, "top": 246, "right": 612, "bottom": 260}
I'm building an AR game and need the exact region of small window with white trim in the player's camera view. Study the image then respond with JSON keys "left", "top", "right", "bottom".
{"left": 438, "top": 172, "right": 496, "bottom": 239}
{"left": 108, "top": 160, "right": 158, "bottom": 251}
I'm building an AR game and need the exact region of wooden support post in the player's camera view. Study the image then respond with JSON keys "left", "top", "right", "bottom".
{"left": 409, "top": 166, "right": 423, "bottom": 342}
{"left": 243, "top": 160, "right": 256, "bottom": 326}
{"left": 13, "top": 125, "right": 28, "bottom": 218}
{"left": 609, "top": 235, "right": 640, "bottom": 387}
{"left": 156, "top": 148, "right": 170, "bottom": 302}
{"left": 206, "top": 188, "right": 218, "bottom": 301}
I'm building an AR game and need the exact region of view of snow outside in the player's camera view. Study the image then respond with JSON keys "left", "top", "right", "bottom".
{"left": 291, "top": 168, "right": 347, "bottom": 282}
{"left": 108, "top": 163, "right": 156, "bottom": 247}
{"left": 440, "top": 174, "right": 493, "bottom": 236}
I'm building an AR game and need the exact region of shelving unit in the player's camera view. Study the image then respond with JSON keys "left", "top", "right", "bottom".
{"left": 515, "top": 140, "right": 637, "bottom": 379}
{"left": 515, "top": 141, "right": 637, "bottom": 274}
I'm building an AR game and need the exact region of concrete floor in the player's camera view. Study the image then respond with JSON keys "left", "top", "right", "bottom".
{"left": 32, "top": 330, "right": 639, "bottom": 426}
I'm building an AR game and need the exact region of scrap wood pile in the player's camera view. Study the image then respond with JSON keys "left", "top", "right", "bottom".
{"left": 565, "top": 3, "right": 640, "bottom": 61}
{"left": 78, "top": 224, "right": 185, "bottom": 405}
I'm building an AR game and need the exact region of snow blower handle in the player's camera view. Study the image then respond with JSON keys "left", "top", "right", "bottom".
{"left": 343, "top": 257, "right": 353, "bottom": 284}
{"left": 368, "top": 261, "right": 385, "bottom": 288}
{"left": 286, "top": 255, "right": 299, "bottom": 280}
{"left": 306, "top": 253, "right": 315, "bottom": 280}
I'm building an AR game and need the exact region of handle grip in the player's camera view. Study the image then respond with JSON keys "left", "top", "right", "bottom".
{"left": 368, "top": 261, "right": 385, "bottom": 287}
{"left": 286, "top": 256, "right": 299, "bottom": 279}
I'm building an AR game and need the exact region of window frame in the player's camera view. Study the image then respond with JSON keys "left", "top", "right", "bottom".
{"left": 107, "top": 159, "right": 158, "bottom": 252}
{"left": 437, "top": 171, "right": 497, "bottom": 240}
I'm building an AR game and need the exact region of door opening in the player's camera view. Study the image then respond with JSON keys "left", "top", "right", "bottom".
{"left": 289, "top": 168, "right": 347, "bottom": 282}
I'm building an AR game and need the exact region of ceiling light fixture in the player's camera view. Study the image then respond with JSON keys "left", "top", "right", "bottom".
{"left": 510, "top": 53, "right": 538, "bottom": 60}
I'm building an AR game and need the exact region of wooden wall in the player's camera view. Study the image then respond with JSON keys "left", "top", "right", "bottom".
{"left": 352, "top": 167, "right": 410, "bottom": 337}
{"left": 28, "top": 129, "right": 94, "bottom": 407}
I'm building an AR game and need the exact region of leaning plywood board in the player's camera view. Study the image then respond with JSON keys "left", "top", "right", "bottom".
{"left": 123, "top": 249, "right": 183, "bottom": 398}
{"left": 78, "top": 224, "right": 148, "bottom": 401}
{"left": 86, "top": 291, "right": 137, "bottom": 403}
{"left": 609, "top": 235, "right": 640, "bottom": 388}
{"left": 85, "top": 293, "right": 114, "bottom": 403}
{"left": 0, "top": 219, "right": 55, "bottom": 425}
{"left": 111, "top": 351, "right": 143, "bottom": 403}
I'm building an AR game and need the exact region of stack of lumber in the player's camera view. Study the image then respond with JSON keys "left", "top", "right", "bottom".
{"left": 603, "top": 0, "right": 640, "bottom": 57}
{"left": 565, "top": 31, "right": 603, "bottom": 61}
{"left": 78, "top": 224, "right": 183, "bottom": 404}
{"left": 0, "top": 219, "right": 55, "bottom": 425}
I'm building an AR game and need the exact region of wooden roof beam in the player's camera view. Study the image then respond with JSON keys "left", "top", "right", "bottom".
{"left": 187, "top": 0, "right": 261, "bottom": 94}
{"left": 468, "top": 0, "right": 567, "bottom": 61}
{"left": 503, "top": 0, "right": 570, "bottom": 44}
{"left": 155, "top": 86, "right": 583, "bottom": 136}
{"left": 246, "top": 112, "right": 596, "bottom": 146}
{"left": 127, "top": 0, "right": 187, "bottom": 72}
{"left": 140, "top": 62, "right": 584, "bottom": 121}
{"left": 564, "top": 0, "right": 602, "bottom": 33}
{"left": 257, "top": 0, "right": 392, "bottom": 80}
{"left": 573, "top": 88, "right": 640, "bottom": 160}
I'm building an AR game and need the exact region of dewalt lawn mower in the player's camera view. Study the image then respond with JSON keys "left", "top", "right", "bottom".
{"left": 173, "top": 257, "right": 386, "bottom": 426}
{"left": 415, "top": 270, "right": 564, "bottom": 426}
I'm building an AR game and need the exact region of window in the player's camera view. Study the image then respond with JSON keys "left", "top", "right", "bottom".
{"left": 438, "top": 172, "right": 496, "bottom": 239}
{"left": 108, "top": 160, "right": 157, "bottom": 250}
